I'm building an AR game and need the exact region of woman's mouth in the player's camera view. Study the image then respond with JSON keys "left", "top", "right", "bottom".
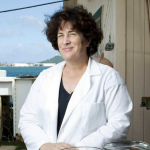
{"left": 62, "top": 47, "right": 73, "bottom": 51}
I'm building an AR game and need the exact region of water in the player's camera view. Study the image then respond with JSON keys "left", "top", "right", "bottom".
{"left": 1, "top": 67, "right": 50, "bottom": 104}
{"left": 1, "top": 66, "right": 50, "bottom": 77}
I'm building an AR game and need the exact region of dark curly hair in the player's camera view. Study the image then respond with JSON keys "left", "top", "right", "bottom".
{"left": 44, "top": 5, "right": 103, "bottom": 57}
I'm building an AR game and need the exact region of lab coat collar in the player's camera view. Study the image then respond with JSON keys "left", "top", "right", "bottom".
{"left": 49, "top": 57, "right": 102, "bottom": 76}
{"left": 87, "top": 57, "right": 102, "bottom": 76}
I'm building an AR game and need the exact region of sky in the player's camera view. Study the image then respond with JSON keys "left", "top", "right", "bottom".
{"left": 0, "top": 0, "right": 63, "bottom": 63}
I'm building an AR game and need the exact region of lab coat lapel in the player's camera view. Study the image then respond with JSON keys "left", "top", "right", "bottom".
{"left": 45, "top": 62, "right": 65, "bottom": 142}
{"left": 60, "top": 63, "right": 91, "bottom": 130}
{"left": 59, "top": 58, "right": 101, "bottom": 130}
{"left": 59, "top": 72, "right": 90, "bottom": 131}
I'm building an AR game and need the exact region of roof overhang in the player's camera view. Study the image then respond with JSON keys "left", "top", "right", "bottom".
{"left": 63, "top": 0, "right": 77, "bottom": 8}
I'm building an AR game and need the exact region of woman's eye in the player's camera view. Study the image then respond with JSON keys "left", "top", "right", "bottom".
{"left": 58, "top": 35, "right": 63, "bottom": 38}
{"left": 70, "top": 33, "right": 75, "bottom": 36}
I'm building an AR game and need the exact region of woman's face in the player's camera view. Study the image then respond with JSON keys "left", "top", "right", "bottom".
{"left": 57, "top": 21, "right": 89, "bottom": 62}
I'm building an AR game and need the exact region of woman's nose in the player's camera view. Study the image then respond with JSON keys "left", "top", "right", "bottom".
{"left": 63, "top": 35, "right": 70, "bottom": 45}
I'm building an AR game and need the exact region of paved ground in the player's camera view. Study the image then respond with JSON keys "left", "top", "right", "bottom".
{"left": 0, "top": 146, "right": 26, "bottom": 150}
{"left": 0, "top": 146, "right": 16, "bottom": 150}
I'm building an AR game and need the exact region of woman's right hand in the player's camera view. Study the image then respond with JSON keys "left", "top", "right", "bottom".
{"left": 40, "top": 142, "right": 73, "bottom": 150}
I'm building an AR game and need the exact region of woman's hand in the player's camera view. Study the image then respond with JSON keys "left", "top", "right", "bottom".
{"left": 40, "top": 142, "right": 73, "bottom": 150}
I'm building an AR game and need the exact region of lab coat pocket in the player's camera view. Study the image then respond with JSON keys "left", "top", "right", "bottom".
{"left": 82, "top": 102, "right": 105, "bottom": 131}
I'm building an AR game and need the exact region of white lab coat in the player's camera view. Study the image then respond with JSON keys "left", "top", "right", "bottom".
{"left": 18, "top": 57, "right": 132, "bottom": 150}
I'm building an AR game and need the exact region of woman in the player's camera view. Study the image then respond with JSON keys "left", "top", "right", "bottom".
{"left": 18, "top": 5, "right": 132, "bottom": 150}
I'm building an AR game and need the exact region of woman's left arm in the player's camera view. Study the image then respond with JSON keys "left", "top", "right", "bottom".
{"left": 76, "top": 72, "right": 133, "bottom": 148}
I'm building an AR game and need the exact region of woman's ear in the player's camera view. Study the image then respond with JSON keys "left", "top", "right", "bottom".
{"left": 87, "top": 39, "right": 91, "bottom": 47}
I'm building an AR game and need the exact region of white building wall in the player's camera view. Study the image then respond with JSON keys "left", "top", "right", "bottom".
{"left": 14, "top": 79, "right": 35, "bottom": 135}
{"left": 0, "top": 70, "right": 6, "bottom": 77}
{"left": 77, "top": 0, "right": 115, "bottom": 68}
{"left": 13, "top": 63, "right": 29, "bottom": 67}
{"left": 65, "top": 0, "right": 150, "bottom": 143}
{"left": 12, "top": 63, "right": 55, "bottom": 67}
{"left": 0, "top": 77, "right": 35, "bottom": 137}
{"left": 42, "top": 63, "right": 55, "bottom": 67}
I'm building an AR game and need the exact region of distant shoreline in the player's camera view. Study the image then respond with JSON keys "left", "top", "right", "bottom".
{"left": 1, "top": 66, "right": 50, "bottom": 67}
{"left": 1, "top": 66, "right": 50, "bottom": 77}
